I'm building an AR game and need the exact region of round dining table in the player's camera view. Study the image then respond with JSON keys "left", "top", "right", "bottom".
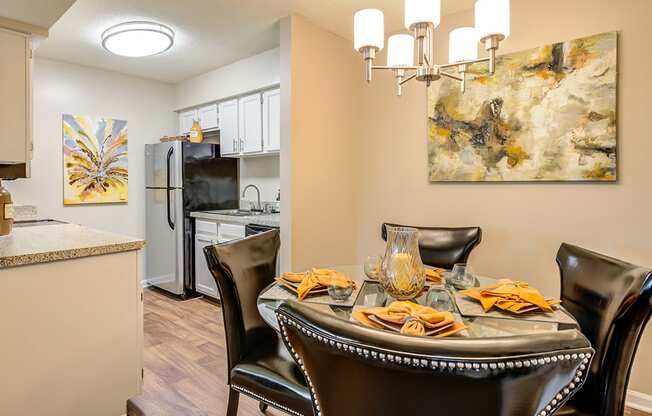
{"left": 257, "top": 265, "right": 581, "bottom": 339}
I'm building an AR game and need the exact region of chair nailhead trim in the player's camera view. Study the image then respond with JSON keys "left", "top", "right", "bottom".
{"left": 275, "top": 312, "right": 594, "bottom": 416}
{"left": 231, "top": 384, "right": 306, "bottom": 416}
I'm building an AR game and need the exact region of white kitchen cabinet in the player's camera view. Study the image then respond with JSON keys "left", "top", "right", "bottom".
{"left": 238, "top": 93, "right": 263, "bottom": 154}
{"left": 198, "top": 104, "right": 218, "bottom": 131}
{"left": 217, "top": 222, "right": 246, "bottom": 243}
{"left": 262, "top": 89, "right": 280, "bottom": 153}
{"left": 179, "top": 109, "right": 197, "bottom": 135}
{"left": 0, "top": 28, "right": 32, "bottom": 164}
{"left": 218, "top": 99, "right": 239, "bottom": 156}
{"left": 194, "top": 220, "right": 219, "bottom": 299}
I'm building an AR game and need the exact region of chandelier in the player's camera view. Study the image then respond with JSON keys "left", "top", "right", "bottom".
{"left": 354, "top": 0, "right": 510, "bottom": 95}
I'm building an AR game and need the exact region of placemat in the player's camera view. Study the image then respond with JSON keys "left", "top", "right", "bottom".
{"left": 349, "top": 305, "right": 470, "bottom": 337}
{"left": 259, "top": 269, "right": 365, "bottom": 308}
{"left": 454, "top": 292, "right": 577, "bottom": 325}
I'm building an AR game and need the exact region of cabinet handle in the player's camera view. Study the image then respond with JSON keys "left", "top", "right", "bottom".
{"left": 233, "top": 138, "right": 236, "bottom": 152}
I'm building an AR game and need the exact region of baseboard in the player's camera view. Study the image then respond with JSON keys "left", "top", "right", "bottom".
{"left": 628, "top": 390, "right": 652, "bottom": 413}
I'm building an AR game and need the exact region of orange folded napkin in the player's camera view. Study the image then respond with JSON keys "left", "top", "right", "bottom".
{"left": 276, "top": 268, "right": 356, "bottom": 300}
{"left": 461, "top": 279, "right": 560, "bottom": 314}
{"left": 425, "top": 268, "right": 446, "bottom": 284}
{"left": 352, "top": 301, "right": 466, "bottom": 337}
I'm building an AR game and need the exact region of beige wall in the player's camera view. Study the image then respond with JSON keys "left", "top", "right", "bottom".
{"left": 6, "top": 58, "right": 177, "bottom": 240}
{"left": 281, "top": 15, "right": 361, "bottom": 271}
{"left": 354, "top": 0, "right": 651, "bottom": 396}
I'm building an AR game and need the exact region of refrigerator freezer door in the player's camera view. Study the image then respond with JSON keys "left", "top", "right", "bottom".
{"left": 145, "top": 187, "right": 184, "bottom": 295}
{"left": 145, "top": 141, "right": 182, "bottom": 189}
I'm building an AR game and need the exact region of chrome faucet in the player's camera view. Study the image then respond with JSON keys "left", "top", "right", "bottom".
{"left": 242, "top": 184, "right": 261, "bottom": 211}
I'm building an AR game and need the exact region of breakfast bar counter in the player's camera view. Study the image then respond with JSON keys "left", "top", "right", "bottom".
{"left": 0, "top": 221, "right": 145, "bottom": 416}
{"left": 0, "top": 222, "right": 145, "bottom": 268}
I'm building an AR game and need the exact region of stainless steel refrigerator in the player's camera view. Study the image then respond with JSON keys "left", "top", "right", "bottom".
{"left": 145, "top": 141, "right": 238, "bottom": 297}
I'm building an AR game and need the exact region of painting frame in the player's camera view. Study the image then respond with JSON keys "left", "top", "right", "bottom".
{"left": 62, "top": 114, "right": 129, "bottom": 205}
{"left": 427, "top": 31, "right": 618, "bottom": 183}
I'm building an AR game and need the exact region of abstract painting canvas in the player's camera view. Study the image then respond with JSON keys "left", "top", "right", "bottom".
{"left": 427, "top": 32, "right": 617, "bottom": 182}
{"left": 63, "top": 114, "right": 128, "bottom": 204}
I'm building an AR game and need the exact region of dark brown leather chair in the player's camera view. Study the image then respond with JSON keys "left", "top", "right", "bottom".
{"left": 277, "top": 300, "right": 594, "bottom": 416}
{"left": 556, "top": 243, "right": 652, "bottom": 416}
{"left": 203, "top": 230, "right": 313, "bottom": 416}
{"left": 381, "top": 223, "right": 482, "bottom": 269}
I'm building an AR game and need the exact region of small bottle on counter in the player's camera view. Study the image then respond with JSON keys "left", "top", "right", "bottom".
{"left": 189, "top": 119, "right": 204, "bottom": 143}
{"left": 0, "top": 179, "right": 14, "bottom": 236}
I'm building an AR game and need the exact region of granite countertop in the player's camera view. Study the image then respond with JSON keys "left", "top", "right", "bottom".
{"left": 191, "top": 210, "right": 280, "bottom": 227}
{"left": 0, "top": 223, "right": 145, "bottom": 269}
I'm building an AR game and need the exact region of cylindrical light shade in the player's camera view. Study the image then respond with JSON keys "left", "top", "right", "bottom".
{"left": 404, "top": 0, "right": 441, "bottom": 29}
{"left": 354, "top": 9, "right": 385, "bottom": 51}
{"left": 449, "top": 27, "right": 478, "bottom": 63}
{"left": 387, "top": 34, "right": 414, "bottom": 67}
{"left": 475, "top": 0, "right": 510, "bottom": 39}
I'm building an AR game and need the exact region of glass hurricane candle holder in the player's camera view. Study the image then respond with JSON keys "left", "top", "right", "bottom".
{"left": 379, "top": 226, "right": 425, "bottom": 300}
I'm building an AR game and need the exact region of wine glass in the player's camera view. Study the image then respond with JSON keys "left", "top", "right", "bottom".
{"left": 448, "top": 263, "right": 475, "bottom": 289}
{"left": 364, "top": 255, "right": 382, "bottom": 280}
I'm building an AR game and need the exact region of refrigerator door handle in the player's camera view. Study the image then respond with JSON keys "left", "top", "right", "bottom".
{"left": 166, "top": 147, "right": 175, "bottom": 230}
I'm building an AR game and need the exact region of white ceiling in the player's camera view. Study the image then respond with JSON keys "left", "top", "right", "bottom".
{"left": 0, "top": 0, "right": 76, "bottom": 28}
{"left": 35, "top": 0, "right": 475, "bottom": 84}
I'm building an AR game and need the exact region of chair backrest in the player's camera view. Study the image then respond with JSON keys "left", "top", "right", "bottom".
{"left": 203, "top": 230, "right": 280, "bottom": 380}
{"left": 277, "top": 300, "right": 593, "bottom": 416}
{"left": 556, "top": 243, "right": 652, "bottom": 416}
{"left": 381, "top": 223, "right": 482, "bottom": 269}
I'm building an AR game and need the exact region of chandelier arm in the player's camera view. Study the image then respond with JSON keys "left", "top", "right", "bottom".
{"left": 440, "top": 71, "right": 463, "bottom": 82}
{"left": 372, "top": 65, "right": 420, "bottom": 71}
{"left": 399, "top": 72, "right": 418, "bottom": 85}
{"left": 438, "top": 57, "right": 490, "bottom": 70}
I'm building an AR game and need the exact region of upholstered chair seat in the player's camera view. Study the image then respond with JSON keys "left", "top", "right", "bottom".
{"left": 556, "top": 243, "right": 652, "bottom": 416}
{"left": 204, "top": 230, "right": 313, "bottom": 416}
{"left": 277, "top": 300, "right": 594, "bottom": 416}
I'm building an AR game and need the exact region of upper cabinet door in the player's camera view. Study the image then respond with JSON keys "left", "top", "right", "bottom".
{"left": 0, "top": 29, "right": 31, "bottom": 164}
{"left": 198, "top": 104, "right": 218, "bottom": 131}
{"left": 238, "top": 93, "right": 263, "bottom": 154}
{"left": 262, "top": 89, "right": 280, "bottom": 152}
{"left": 218, "top": 99, "right": 238, "bottom": 156}
{"left": 179, "top": 110, "right": 197, "bottom": 135}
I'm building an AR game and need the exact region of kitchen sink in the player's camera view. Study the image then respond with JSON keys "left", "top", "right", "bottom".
{"left": 218, "top": 209, "right": 264, "bottom": 217}
{"left": 13, "top": 219, "right": 67, "bottom": 228}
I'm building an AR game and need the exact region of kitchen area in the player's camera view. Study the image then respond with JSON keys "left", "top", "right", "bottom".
{"left": 145, "top": 85, "right": 282, "bottom": 301}
{"left": 0, "top": 1, "right": 283, "bottom": 413}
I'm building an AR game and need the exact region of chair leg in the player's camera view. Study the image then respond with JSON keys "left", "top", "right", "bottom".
{"left": 259, "top": 401, "right": 268, "bottom": 413}
{"left": 227, "top": 388, "right": 240, "bottom": 416}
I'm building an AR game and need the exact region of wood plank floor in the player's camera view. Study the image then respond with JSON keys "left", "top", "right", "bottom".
{"left": 129, "top": 288, "right": 650, "bottom": 416}
{"left": 127, "top": 288, "right": 283, "bottom": 416}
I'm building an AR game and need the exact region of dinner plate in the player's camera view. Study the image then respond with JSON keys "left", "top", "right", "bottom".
{"left": 275, "top": 279, "right": 329, "bottom": 296}
{"left": 366, "top": 315, "right": 456, "bottom": 336}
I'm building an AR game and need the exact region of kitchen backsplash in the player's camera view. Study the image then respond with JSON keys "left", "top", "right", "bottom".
{"left": 239, "top": 155, "right": 280, "bottom": 203}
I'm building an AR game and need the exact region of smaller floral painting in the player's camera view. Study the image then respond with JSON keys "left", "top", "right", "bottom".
{"left": 63, "top": 114, "right": 128, "bottom": 205}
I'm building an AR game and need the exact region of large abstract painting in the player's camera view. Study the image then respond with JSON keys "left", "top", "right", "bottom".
{"left": 427, "top": 32, "right": 617, "bottom": 182}
{"left": 63, "top": 114, "right": 128, "bottom": 205}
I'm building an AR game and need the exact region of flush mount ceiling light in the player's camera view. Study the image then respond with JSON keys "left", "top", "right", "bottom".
{"left": 354, "top": 0, "right": 511, "bottom": 95}
{"left": 101, "top": 21, "right": 174, "bottom": 57}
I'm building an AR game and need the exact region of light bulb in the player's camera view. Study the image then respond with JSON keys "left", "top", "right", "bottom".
{"left": 387, "top": 34, "right": 415, "bottom": 67}
{"left": 475, "top": 0, "right": 510, "bottom": 40}
{"left": 449, "top": 27, "right": 479, "bottom": 63}
{"left": 404, "top": 0, "right": 441, "bottom": 30}
{"left": 354, "top": 9, "right": 385, "bottom": 51}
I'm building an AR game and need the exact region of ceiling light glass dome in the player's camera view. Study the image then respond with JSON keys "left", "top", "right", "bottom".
{"left": 101, "top": 21, "right": 174, "bottom": 57}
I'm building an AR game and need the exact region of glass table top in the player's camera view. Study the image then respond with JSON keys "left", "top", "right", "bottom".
{"left": 257, "top": 265, "right": 579, "bottom": 339}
